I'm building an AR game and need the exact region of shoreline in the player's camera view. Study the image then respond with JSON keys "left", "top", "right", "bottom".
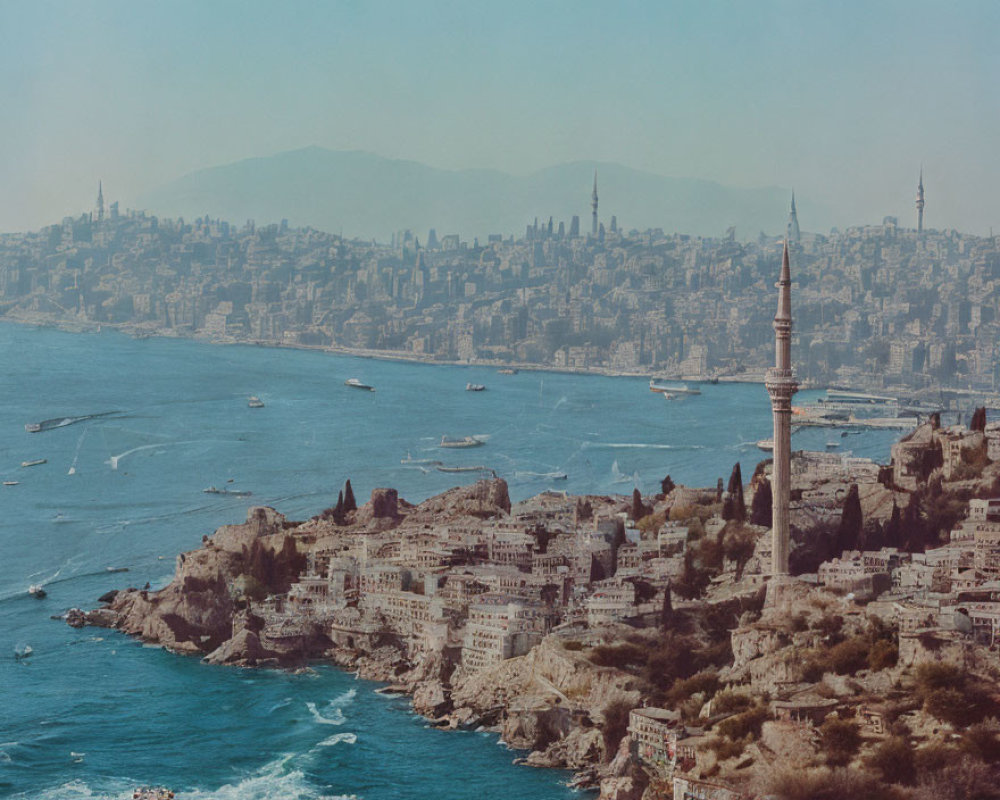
{"left": 0, "top": 310, "right": 767, "bottom": 385}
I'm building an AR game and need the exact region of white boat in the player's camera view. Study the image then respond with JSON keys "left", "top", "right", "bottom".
{"left": 14, "top": 644, "right": 32, "bottom": 659}
{"left": 826, "top": 441, "right": 840, "bottom": 449}
{"left": 466, "top": 383, "right": 486, "bottom": 391}
{"left": 247, "top": 396, "right": 265, "bottom": 408}
{"left": 439, "top": 436, "right": 484, "bottom": 448}
{"left": 661, "top": 392, "right": 676, "bottom": 401}
{"left": 28, "top": 584, "right": 47, "bottom": 599}
{"left": 756, "top": 439, "right": 774, "bottom": 451}
{"left": 3, "top": 481, "right": 18, "bottom": 486}
{"left": 21, "top": 459, "right": 46, "bottom": 468}
{"left": 345, "top": 378, "right": 375, "bottom": 392}
{"left": 649, "top": 380, "right": 701, "bottom": 396}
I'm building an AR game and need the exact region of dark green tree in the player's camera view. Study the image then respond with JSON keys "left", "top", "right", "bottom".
{"left": 723, "top": 462, "right": 746, "bottom": 521}
{"left": 750, "top": 479, "right": 772, "bottom": 527}
{"left": 343, "top": 479, "right": 357, "bottom": 512}
{"left": 971, "top": 407, "right": 987, "bottom": 432}
{"left": 661, "top": 475, "right": 676, "bottom": 495}
{"left": 836, "top": 484, "right": 863, "bottom": 555}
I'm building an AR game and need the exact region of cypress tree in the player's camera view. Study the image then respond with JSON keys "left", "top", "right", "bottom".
{"left": 723, "top": 462, "right": 746, "bottom": 521}
{"left": 883, "top": 502, "right": 903, "bottom": 549}
{"left": 971, "top": 407, "right": 987, "bottom": 432}
{"left": 750, "top": 479, "right": 772, "bottom": 527}
{"left": 661, "top": 475, "right": 675, "bottom": 495}
{"left": 631, "top": 488, "right": 644, "bottom": 521}
{"left": 836, "top": 484, "right": 863, "bottom": 555}
{"left": 344, "top": 479, "right": 357, "bottom": 512}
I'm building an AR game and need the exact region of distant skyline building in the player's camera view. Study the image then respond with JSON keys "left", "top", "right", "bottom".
{"left": 765, "top": 240, "right": 798, "bottom": 576}
{"left": 591, "top": 170, "right": 598, "bottom": 236}
{"left": 569, "top": 215, "right": 580, "bottom": 237}
{"left": 916, "top": 168, "right": 925, "bottom": 233}
{"left": 786, "top": 192, "right": 800, "bottom": 243}
{"left": 96, "top": 181, "right": 104, "bottom": 222}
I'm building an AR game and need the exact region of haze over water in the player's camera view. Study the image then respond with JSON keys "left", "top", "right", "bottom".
{"left": 0, "top": 323, "right": 900, "bottom": 798}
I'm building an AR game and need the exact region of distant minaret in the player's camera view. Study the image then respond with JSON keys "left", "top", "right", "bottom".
{"left": 765, "top": 240, "right": 798, "bottom": 576}
{"left": 916, "top": 168, "right": 925, "bottom": 233}
{"left": 96, "top": 181, "right": 105, "bottom": 222}
{"left": 591, "top": 170, "right": 599, "bottom": 236}
{"left": 787, "top": 192, "right": 800, "bottom": 243}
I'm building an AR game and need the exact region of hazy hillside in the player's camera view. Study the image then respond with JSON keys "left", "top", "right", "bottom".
{"left": 137, "top": 147, "right": 823, "bottom": 241}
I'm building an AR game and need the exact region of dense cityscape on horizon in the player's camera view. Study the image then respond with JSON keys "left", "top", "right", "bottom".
{"left": 1, "top": 176, "right": 997, "bottom": 398}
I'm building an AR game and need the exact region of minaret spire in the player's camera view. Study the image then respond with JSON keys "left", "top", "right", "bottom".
{"left": 591, "top": 170, "right": 599, "bottom": 236}
{"left": 96, "top": 180, "right": 105, "bottom": 223}
{"left": 916, "top": 167, "right": 925, "bottom": 234}
{"left": 765, "top": 239, "right": 798, "bottom": 576}
{"left": 787, "top": 191, "right": 800, "bottom": 243}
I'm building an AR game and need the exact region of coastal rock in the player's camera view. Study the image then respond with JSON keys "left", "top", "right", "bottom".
{"left": 414, "top": 478, "right": 511, "bottom": 520}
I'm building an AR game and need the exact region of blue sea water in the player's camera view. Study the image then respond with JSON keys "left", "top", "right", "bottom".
{"left": 0, "top": 323, "right": 902, "bottom": 798}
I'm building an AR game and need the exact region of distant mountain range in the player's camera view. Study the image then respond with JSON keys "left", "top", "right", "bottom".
{"left": 137, "top": 147, "right": 826, "bottom": 241}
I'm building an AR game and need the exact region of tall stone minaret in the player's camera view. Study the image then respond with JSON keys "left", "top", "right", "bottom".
{"left": 916, "top": 168, "right": 925, "bottom": 233}
{"left": 591, "top": 170, "right": 599, "bottom": 236}
{"left": 765, "top": 240, "right": 798, "bottom": 576}
{"left": 96, "top": 181, "right": 105, "bottom": 222}
{"left": 787, "top": 192, "right": 800, "bottom": 243}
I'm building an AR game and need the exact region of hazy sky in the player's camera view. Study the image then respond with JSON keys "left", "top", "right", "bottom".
{"left": 1, "top": 0, "right": 998, "bottom": 234}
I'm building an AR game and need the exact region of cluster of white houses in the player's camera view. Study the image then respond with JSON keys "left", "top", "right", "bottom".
{"left": 249, "top": 491, "right": 689, "bottom": 673}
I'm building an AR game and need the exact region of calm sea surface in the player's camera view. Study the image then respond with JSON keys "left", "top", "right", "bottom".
{"left": 0, "top": 323, "right": 901, "bottom": 799}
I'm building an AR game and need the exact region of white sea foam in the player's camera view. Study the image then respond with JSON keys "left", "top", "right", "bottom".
{"left": 10, "top": 757, "right": 357, "bottom": 800}
{"left": 305, "top": 701, "right": 346, "bottom": 726}
{"left": 317, "top": 732, "right": 357, "bottom": 747}
{"left": 583, "top": 441, "right": 704, "bottom": 450}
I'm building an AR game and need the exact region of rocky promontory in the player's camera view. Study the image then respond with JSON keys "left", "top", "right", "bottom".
{"left": 72, "top": 423, "right": 1000, "bottom": 798}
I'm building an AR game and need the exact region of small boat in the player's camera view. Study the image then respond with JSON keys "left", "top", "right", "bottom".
{"left": 661, "top": 392, "right": 676, "bottom": 401}
{"left": 649, "top": 380, "right": 701, "bottom": 396}
{"left": 825, "top": 441, "right": 840, "bottom": 449}
{"left": 14, "top": 644, "right": 32, "bottom": 659}
{"left": 756, "top": 439, "right": 774, "bottom": 451}
{"left": 436, "top": 465, "right": 494, "bottom": 474}
{"left": 345, "top": 378, "right": 375, "bottom": 392}
{"left": 3, "top": 481, "right": 18, "bottom": 486}
{"left": 105, "top": 566, "right": 129, "bottom": 574}
{"left": 498, "top": 368, "right": 519, "bottom": 375}
{"left": 28, "top": 585, "right": 47, "bottom": 599}
{"left": 21, "top": 459, "right": 47, "bottom": 468}
{"left": 466, "top": 383, "right": 486, "bottom": 392}
{"left": 203, "top": 487, "right": 253, "bottom": 497}
{"left": 440, "top": 436, "right": 484, "bottom": 449}
{"left": 247, "top": 396, "right": 265, "bottom": 408}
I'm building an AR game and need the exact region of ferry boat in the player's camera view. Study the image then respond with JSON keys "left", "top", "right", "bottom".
{"left": 345, "top": 378, "right": 375, "bottom": 392}
{"left": 439, "top": 436, "right": 484, "bottom": 448}
{"left": 498, "top": 368, "right": 519, "bottom": 375}
{"left": 436, "top": 464, "right": 490, "bottom": 473}
{"left": 466, "top": 383, "right": 486, "bottom": 391}
{"left": 649, "top": 380, "right": 701, "bottom": 396}
{"left": 21, "top": 459, "right": 47, "bottom": 468}
{"left": 247, "top": 396, "right": 265, "bottom": 408}
{"left": 203, "top": 486, "right": 252, "bottom": 497}
{"left": 3, "top": 481, "right": 18, "bottom": 486}
{"left": 756, "top": 439, "right": 774, "bottom": 451}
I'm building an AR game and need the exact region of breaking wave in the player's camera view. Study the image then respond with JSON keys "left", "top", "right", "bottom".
{"left": 317, "top": 732, "right": 357, "bottom": 747}
{"left": 8, "top": 756, "right": 358, "bottom": 800}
